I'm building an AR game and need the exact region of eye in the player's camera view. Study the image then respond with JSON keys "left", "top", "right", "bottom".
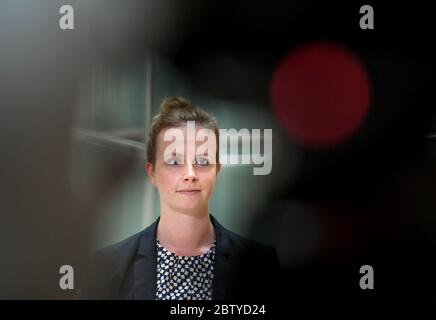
{"left": 167, "top": 156, "right": 182, "bottom": 165}
{"left": 195, "top": 157, "right": 210, "bottom": 166}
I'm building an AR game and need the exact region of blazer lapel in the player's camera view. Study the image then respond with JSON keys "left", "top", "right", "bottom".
{"left": 133, "top": 217, "right": 160, "bottom": 300}
{"left": 210, "top": 215, "right": 235, "bottom": 300}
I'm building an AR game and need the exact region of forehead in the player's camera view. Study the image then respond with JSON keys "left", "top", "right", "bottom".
{"left": 156, "top": 126, "right": 217, "bottom": 150}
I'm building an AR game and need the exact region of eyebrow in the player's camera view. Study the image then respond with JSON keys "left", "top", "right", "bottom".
{"left": 169, "top": 152, "right": 183, "bottom": 157}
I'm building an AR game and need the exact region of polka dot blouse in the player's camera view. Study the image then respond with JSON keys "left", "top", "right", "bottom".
{"left": 155, "top": 240, "right": 216, "bottom": 300}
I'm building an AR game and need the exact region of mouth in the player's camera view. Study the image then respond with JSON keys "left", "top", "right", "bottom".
{"left": 177, "top": 189, "right": 201, "bottom": 194}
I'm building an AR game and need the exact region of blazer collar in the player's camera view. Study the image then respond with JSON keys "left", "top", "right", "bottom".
{"left": 133, "top": 216, "right": 160, "bottom": 300}
{"left": 210, "top": 215, "right": 234, "bottom": 300}
{"left": 132, "top": 214, "right": 235, "bottom": 300}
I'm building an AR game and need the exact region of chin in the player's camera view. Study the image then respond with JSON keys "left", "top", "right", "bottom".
{"left": 175, "top": 204, "right": 208, "bottom": 216}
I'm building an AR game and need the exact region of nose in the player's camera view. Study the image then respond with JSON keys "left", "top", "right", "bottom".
{"left": 182, "top": 163, "right": 198, "bottom": 183}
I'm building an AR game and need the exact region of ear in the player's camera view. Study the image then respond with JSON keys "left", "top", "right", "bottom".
{"left": 145, "top": 162, "right": 156, "bottom": 186}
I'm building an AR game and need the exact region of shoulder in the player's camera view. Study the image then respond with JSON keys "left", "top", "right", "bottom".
{"left": 84, "top": 229, "right": 144, "bottom": 285}
{"left": 78, "top": 224, "right": 153, "bottom": 299}
{"left": 95, "top": 230, "right": 143, "bottom": 266}
{"left": 224, "top": 227, "right": 273, "bottom": 251}
{"left": 95, "top": 217, "right": 159, "bottom": 267}
{"left": 214, "top": 217, "right": 279, "bottom": 261}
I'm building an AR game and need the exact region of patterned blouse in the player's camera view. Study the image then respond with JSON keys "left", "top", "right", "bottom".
{"left": 155, "top": 240, "right": 216, "bottom": 300}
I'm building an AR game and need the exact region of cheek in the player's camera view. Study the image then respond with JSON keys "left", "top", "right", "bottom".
{"left": 155, "top": 170, "right": 177, "bottom": 190}
{"left": 199, "top": 172, "right": 217, "bottom": 189}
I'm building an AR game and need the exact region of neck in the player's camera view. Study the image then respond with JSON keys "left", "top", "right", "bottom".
{"left": 157, "top": 206, "right": 216, "bottom": 256}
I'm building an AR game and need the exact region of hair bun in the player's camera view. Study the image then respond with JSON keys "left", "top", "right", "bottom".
{"left": 160, "top": 97, "right": 194, "bottom": 114}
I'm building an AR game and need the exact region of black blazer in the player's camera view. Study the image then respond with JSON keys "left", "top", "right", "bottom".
{"left": 79, "top": 215, "right": 281, "bottom": 300}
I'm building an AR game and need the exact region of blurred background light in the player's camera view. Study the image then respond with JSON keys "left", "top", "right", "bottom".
{"left": 270, "top": 41, "right": 371, "bottom": 148}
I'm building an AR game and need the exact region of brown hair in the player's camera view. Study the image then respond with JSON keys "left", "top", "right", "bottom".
{"left": 146, "top": 97, "right": 220, "bottom": 165}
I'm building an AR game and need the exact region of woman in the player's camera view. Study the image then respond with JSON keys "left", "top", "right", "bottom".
{"left": 80, "top": 97, "right": 281, "bottom": 300}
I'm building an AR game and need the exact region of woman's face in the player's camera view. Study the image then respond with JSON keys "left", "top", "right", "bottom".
{"left": 146, "top": 125, "right": 220, "bottom": 216}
